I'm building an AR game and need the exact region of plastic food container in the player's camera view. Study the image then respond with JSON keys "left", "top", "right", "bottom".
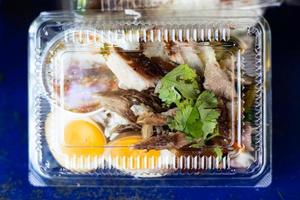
{"left": 28, "top": 0, "right": 278, "bottom": 187}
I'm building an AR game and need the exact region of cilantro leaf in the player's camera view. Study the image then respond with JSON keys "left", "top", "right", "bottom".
{"left": 168, "top": 91, "right": 220, "bottom": 143}
{"left": 195, "top": 91, "right": 220, "bottom": 139}
{"left": 169, "top": 102, "right": 195, "bottom": 131}
{"left": 195, "top": 90, "right": 218, "bottom": 109}
{"left": 158, "top": 64, "right": 200, "bottom": 105}
{"left": 158, "top": 64, "right": 220, "bottom": 147}
{"left": 158, "top": 86, "right": 181, "bottom": 106}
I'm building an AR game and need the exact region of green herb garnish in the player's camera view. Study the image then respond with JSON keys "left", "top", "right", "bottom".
{"left": 158, "top": 64, "right": 220, "bottom": 145}
{"left": 158, "top": 64, "right": 200, "bottom": 106}
{"left": 169, "top": 91, "right": 220, "bottom": 141}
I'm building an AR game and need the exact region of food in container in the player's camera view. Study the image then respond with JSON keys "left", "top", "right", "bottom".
{"left": 28, "top": 0, "right": 275, "bottom": 187}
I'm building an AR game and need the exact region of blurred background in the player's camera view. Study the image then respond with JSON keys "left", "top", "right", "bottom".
{"left": 0, "top": 0, "right": 300, "bottom": 199}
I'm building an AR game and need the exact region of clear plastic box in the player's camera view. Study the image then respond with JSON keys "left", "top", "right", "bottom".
{"left": 28, "top": 0, "right": 276, "bottom": 187}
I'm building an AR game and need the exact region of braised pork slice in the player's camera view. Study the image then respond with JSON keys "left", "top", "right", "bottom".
{"left": 137, "top": 113, "right": 167, "bottom": 126}
{"left": 106, "top": 47, "right": 165, "bottom": 91}
{"left": 180, "top": 43, "right": 205, "bottom": 74}
{"left": 134, "top": 132, "right": 190, "bottom": 150}
{"left": 142, "top": 41, "right": 204, "bottom": 74}
{"left": 199, "top": 46, "right": 237, "bottom": 100}
{"left": 204, "top": 62, "right": 236, "bottom": 100}
{"left": 111, "top": 124, "right": 141, "bottom": 134}
{"left": 95, "top": 89, "right": 166, "bottom": 122}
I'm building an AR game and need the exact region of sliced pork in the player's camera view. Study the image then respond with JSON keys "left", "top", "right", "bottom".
{"left": 200, "top": 46, "right": 237, "bottom": 100}
{"left": 134, "top": 132, "right": 190, "bottom": 150}
{"left": 111, "top": 124, "right": 141, "bottom": 134}
{"left": 180, "top": 44, "right": 205, "bottom": 74}
{"left": 137, "top": 113, "right": 168, "bottom": 126}
{"left": 95, "top": 89, "right": 166, "bottom": 122}
{"left": 142, "top": 41, "right": 204, "bottom": 74}
{"left": 106, "top": 47, "right": 165, "bottom": 91}
{"left": 204, "top": 62, "right": 237, "bottom": 100}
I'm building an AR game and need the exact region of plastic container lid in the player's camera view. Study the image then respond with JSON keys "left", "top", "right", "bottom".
{"left": 28, "top": 0, "right": 274, "bottom": 187}
{"left": 73, "top": 0, "right": 282, "bottom": 11}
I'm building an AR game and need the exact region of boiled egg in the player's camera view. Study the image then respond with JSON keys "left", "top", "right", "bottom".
{"left": 45, "top": 109, "right": 107, "bottom": 172}
{"left": 104, "top": 134, "right": 175, "bottom": 177}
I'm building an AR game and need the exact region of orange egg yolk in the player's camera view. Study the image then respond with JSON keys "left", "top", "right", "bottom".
{"left": 62, "top": 120, "right": 106, "bottom": 157}
{"left": 106, "top": 135, "right": 161, "bottom": 170}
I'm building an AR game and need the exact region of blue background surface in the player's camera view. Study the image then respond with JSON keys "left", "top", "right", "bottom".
{"left": 0, "top": 1, "right": 300, "bottom": 199}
